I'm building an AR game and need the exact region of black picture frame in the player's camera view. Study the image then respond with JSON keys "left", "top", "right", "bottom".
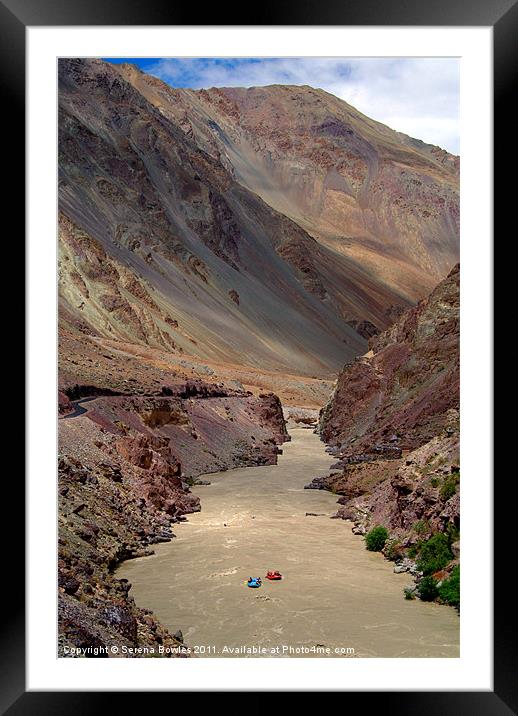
{"left": 7, "top": 0, "right": 506, "bottom": 709}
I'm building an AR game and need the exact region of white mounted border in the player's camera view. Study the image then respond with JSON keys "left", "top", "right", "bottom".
{"left": 27, "top": 25, "right": 492, "bottom": 691}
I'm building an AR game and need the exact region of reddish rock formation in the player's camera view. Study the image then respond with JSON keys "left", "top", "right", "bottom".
{"left": 58, "top": 390, "right": 72, "bottom": 415}
{"left": 345, "top": 319, "right": 379, "bottom": 340}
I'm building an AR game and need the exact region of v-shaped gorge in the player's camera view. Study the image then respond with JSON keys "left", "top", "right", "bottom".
{"left": 57, "top": 58, "right": 460, "bottom": 658}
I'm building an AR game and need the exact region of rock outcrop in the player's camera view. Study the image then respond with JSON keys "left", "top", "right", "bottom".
{"left": 320, "top": 263, "right": 459, "bottom": 453}
{"left": 58, "top": 439, "right": 193, "bottom": 657}
{"left": 328, "top": 414, "right": 460, "bottom": 540}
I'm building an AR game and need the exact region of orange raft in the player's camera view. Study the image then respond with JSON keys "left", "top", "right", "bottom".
{"left": 266, "top": 570, "right": 283, "bottom": 581}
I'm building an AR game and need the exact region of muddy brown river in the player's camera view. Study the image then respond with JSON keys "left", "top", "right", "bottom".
{"left": 118, "top": 428, "right": 459, "bottom": 657}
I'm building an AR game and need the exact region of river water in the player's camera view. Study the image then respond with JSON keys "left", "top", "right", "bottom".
{"left": 118, "top": 428, "right": 459, "bottom": 657}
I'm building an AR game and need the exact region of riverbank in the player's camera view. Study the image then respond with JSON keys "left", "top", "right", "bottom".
{"left": 118, "top": 428, "right": 460, "bottom": 657}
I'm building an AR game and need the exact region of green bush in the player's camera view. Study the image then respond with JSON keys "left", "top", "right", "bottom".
{"left": 438, "top": 566, "right": 460, "bottom": 608}
{"left": 417, "top": 576, "right": 439, "bottom": 601}
{"left": 413, "top": 519, "right": 430, "bottom": 536}
{"left": 440, "top": 472, "right": 459, "bottom": 502}
{"left": 404, "top": 587, "right": 415, "bottom": 600}
{"left": 445, "top": 523, "right": 460, "bottom": 546}
{"left": 417, "top": 533, "right": 453, "bottom": 575}
{"left": 407, "top": 544, "right": 418, "bottom": 558}
{"left": 365, "top": 526, "right": 389, "bottom": 552}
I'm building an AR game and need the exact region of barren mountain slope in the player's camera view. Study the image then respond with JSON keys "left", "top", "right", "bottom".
{"left": 119, "top": 63, "right": 459, "bottom": 303}
{"left": 59, "top": 58, "right": 378, "bottom": 379}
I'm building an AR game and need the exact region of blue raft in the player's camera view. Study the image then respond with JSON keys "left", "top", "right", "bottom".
{"left": 247, "top": 577, "right": 262, "bottom": 588}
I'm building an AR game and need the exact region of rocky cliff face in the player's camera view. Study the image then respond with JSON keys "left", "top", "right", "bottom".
{"left": 320, "top": 263, "right": 459, "bottom": 452}
{"left": 58, "top": 388, "right": 288, "bottom": 656}
{"left": 317, "top": 266, "right": 460, "bottom": 600}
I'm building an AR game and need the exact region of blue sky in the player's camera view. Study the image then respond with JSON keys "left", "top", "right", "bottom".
{"left": 105, "top": 57, "right": 459, "bottom": 154}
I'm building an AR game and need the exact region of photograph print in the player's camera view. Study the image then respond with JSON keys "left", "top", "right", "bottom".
{"left": 57, "top": 56, "right": 460, "bottom": 659}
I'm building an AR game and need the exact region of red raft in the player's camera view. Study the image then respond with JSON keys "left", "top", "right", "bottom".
{"left": 266, "top": 570, "right": 283, "bottom": 581}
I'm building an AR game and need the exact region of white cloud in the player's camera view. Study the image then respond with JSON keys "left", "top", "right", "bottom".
{"left": 147, "top": 58, "right": 460, "bottom": 154}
